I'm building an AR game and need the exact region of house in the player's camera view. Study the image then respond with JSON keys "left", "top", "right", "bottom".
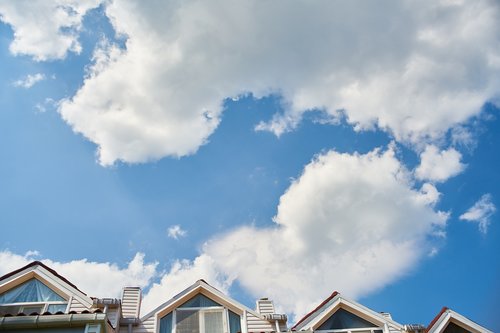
{"left": 0, "top": 262, "right": 493, "bottom": 333}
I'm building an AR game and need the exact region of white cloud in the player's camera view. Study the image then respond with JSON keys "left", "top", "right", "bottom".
{"left": 141, "top": 147, "right": 448, "bottom": 317}
{"left": 141, "top": 254, "right": 232, "bottom": 315}
{"left": 167, "top": 225, "right": 187, "bottom": 240}
{"left": 415, "top": 145, "right": 466, "bottom": 182}
{"left": 0, "top": 250, "right": 158, "bottom": 298}
{"left": 460, "top": 194, "right": 496, "bottom": 234}
{"left": 0, "top": 0, "right": 103, "bottom": 61}
{"left": 12, "top": 73, "right": 46, "bottom": 88}
{"left": 52, "top": 0, "right": 500, "bottom": 165}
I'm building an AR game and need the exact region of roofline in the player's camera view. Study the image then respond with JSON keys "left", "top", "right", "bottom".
{"left": 426, "top": 307, "right": 493, "bottom": 333}
{"left": 425, "top": 307, "right": 449, "bottom": 333}
{"left": 0, "top": 261, "right": 86, "bottom": 295}
{"left": 291, "top": 291, "right": 339, "bottom": 330}
{"left": 141, "top": 279, "right": 268, "bottom": 322}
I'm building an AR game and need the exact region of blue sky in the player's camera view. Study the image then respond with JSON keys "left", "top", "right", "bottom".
{"left": 0, "top": 1, "right": 499, "bottom": 331}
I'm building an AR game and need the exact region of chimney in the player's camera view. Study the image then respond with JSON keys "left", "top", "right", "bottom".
{"left": 256, "top": 298, "right": 275, "bottom": 315}
{"left": 121, "top": 287, "right": 142, "bottom": 319}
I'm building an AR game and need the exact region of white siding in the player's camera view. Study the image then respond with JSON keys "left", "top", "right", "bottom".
{"left": 122, "top": 287, "right": 142, "bottom": 319}
{"left": 107, "top": 307, "right": 121, "bottom": 328}
{"left": 68, "top": 296, "right": 90, "bottom": 313}
{"left": 246, "top": 311, "right": 275, "bottom": 333}
{"left": 256, "top": 299, "right": 275, "bottom": 315}
{"left": 134, "top": 316, "right": 156, "bottom": 333}
{"left": 117, "top": 316, "right": 156, "bottom": 333}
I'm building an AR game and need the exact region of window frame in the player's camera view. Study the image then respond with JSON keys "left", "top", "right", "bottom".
{"left": 0, "top": 300, "right": 69, "bottom": 315}
{"left": 173, "top": 305, "right": 230, "bottom": 333}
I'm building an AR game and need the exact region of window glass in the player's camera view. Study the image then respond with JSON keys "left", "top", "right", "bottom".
{"left": 47, "top": 303, "right": 68, "bottom": 313}
{"left": 443, "top": 322, "right": 471, "bottom": 333}
{"left": 0, "top": 279, "right": 65, "bottom": 303}
{"left": 317, "top": 308, "right": 378, "bottom": 330}
{"left": 159, "top": 294, "right": 241, "bottom": 333}
{"left": 228, "top": 310, "right": 241, "bottom": 333}
{"left": 205, "top": 311, "right": 223, "bottom": 333}
{"left": 160, "top": 312, "right": 173, "bottom": 333}
{"left": 179, "top": 294, "right": 221, "bottom": 308}
{"left": 177, "top": 310, "right": 200, "bottom": 333}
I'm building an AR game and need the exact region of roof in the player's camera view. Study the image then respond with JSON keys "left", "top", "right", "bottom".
{"left": 426, "top": 307, "right": 449, "bottom": 333}
{"left": 141, "top": 279, "right": 272, "bottom": 323}
{"left": 0, "top": 261, "right": 86, "bottom": 295}
{"left": 425, "top": 307, "right": 493, "bottom": 333}
{"left": 291, "top": 291, "right": 339, "bottom": 330}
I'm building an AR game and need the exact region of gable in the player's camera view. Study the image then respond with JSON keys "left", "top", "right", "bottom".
{"left": 158, "top": 291, "right": 242, "bottom": 333}
{"left": 0, "top": 262, "right": 93, "bottom": 312}
{"left": 317, "top": 308, "right": 380, "bottom": 330}
{"left": 426, "top": 308, "right": 493, "bottom": 333}
{"left": 293, "top": 292, "right": 403, "bottom": 332}
{"left": 0, "top": 278, "right": 66, "bottom": 304}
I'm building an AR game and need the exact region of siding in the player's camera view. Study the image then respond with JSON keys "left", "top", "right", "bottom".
{"left": 122, "top": 287, "right": 142, "bottom": 319}
{"left": 107, "top": 307, "right": 121, "bottom": 328}
{"left": 133, "top": 316, "right": 156, "bottom": 333}
{"left": 68, "top": 297, "right": 89, "bottom": 313}
{"left": 246, "top": 311, "right": 275, "bottom": 333}
{"left": 256, "top": 300, "right": 275, "bottom": 315}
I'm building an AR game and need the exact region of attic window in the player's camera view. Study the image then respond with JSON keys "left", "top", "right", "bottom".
{"left": 0, "top": 278, "right": 68, "bottom": 316}
{"left": 160, "top": 294, "right": 241, "bottom": 333}
{"left": 443, "top": 322, "right": 471, "bottom": 333}
{"left": 317, "top": 308, "right": 383, "bottom": 333}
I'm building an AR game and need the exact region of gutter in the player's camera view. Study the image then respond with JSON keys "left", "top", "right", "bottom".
{"left": 0, "top": 313, "right": 107, "bottom": 329}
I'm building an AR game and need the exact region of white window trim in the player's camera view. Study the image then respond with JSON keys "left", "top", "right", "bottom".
{"left": 0, "top": 300, "right": 68, "bottom": 314}
{"left": 315, "top": 328, "right": 384, "bottom": 333}
{"left": 173, "top": 306, "right": 230, "bottom": 333}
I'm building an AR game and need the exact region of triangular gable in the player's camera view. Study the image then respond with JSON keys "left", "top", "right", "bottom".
{"left": 317, "top": 308, "right": 379, "bottom": 330}
{"left": 0, "top": 261, "right": 93, "bottom": 309}
{"left": 426, "top": 308, "right": 492, "bottom": 333}
{"left": 0, "top": 278, "right": 66, "bottom": 303}
{"left": 292, "top": 292, "right": 403, "bottom": 332}
{"left": 143, "top": 279, "right": 266, "bottom": 321}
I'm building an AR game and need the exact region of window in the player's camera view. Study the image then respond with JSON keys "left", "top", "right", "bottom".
{"left": 0, "top": 278, "right": 68, "bottom": 316}
{"left": 443, "top": 322, "right": 471, "bottom": 333}
{"left": 317, "top": 308, "right": 383, "bottom": 333}
{"left": 160, "top": 294, "right": 241, "bottom": 333}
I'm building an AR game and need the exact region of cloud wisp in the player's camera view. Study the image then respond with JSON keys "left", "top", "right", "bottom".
{"left": 460, "top": 194, "right": 496, "bottom": 234}
{"left": 167, "top": 225, "right": 187, "bottom": 240}
{"left": 12, "top": 73, "right": 46, "bottom": 88}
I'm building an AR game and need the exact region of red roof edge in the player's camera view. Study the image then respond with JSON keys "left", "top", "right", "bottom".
{"left": 426, "top": 306, "right": 449, "bottom": 333}
{"left": 291, "top": 291, "right": 339, "bottom": 330}
{"left": 0, "top": 261, "right": 86, "bottom": 295}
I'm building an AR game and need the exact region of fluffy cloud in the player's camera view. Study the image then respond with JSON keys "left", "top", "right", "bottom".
{"left": 415, "top": 145, "right": 466, "bottom": 182}
{"left": 12, "top": 73, "right": 46, "bottom": 88}
{"left": 0, "top": 250, "right": 158, "bottom": 298}
{"left": 460, "top": 194, "right": 496, "bottom": 234}
{"left": 141, "top": 147, "right": 448, "bottom": 316}
{"left": 167, "top": 225, "right": 187, "bottom": 240}
{"left": 52, "top": 0, "right": 500, "bottom": 165}
{"left": 0, "top": 147, "right": 451, "bottom": 317}
{"left": 141, "top": 254, "right": 231, "bottom": 315}
{"left": 0, "top": 0, "right": 102, "bottom": 60}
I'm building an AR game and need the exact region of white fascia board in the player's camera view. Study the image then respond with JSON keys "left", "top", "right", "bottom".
{"left": 0, "top": 264, "right": 93, "bottom": 309}
{"left": 142, "top": 280, "right": 268, "bottom": 323}
{"left": 301, "top": 296, "right": 403, "bottom": 331}
{"left": 429, "top": 310, "right": 493, "bottom": 333}
{"left": 35, "top": 266, "right": 93, "bottom": 308}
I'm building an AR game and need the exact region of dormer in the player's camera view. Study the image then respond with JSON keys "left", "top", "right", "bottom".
{"left": 292, "top": 292, "right": 403, "bottom": 333}
{"left": 426, "top": 307, "right": 492, "bottom": 333}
